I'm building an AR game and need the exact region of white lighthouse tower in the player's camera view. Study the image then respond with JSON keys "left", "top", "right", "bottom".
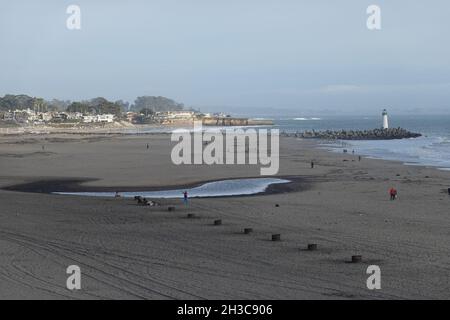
{"left": 382, "top": 109, "right": 389, "bottom": 129}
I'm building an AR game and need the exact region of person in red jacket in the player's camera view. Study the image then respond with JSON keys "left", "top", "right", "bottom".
{"left": 389, "top": 187, "right": 397, "bottom": 200}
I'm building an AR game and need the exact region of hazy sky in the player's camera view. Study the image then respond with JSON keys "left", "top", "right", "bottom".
{"left": 1, "top": 0, "right": 449, "bottom": 115}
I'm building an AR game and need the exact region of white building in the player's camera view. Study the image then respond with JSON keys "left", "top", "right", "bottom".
{"left": 382, "top": 109, "right": 389, "bottom": 129}
{"left": 82, "top": 115, "right": 96, "bottom": 123}
{"left": 40, "top": 112, "right": 53, "bottom": 122}
{"left": 154, "top": 110, "right": 195, "bottom": 122}
{"left": 3, "top": 112, "right": 14, "bottom": 121}
{"left": 82, "top": 114, "right": 115, "bottom": 123}
{"left": 67, "top": 112, "right": 83, "bottom": 121}
{"left": 96, "top": 114, "right": 115, "bottom": 123}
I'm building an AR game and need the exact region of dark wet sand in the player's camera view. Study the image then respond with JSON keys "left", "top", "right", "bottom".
{"left": 0, "top": 133, "right": 449, "bottom": 299}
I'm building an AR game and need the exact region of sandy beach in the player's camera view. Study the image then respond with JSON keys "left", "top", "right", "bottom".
{"left": 0, "top": 132, "right": 449, "bottom": 299}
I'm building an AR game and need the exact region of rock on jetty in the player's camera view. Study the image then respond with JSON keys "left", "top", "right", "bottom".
{"left": 282, "top": 127, "right": 421, "bottom": 140}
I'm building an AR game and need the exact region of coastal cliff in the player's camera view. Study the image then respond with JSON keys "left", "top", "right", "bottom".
{"left": 282, "top": 127, "right": 421, "bottom": 140}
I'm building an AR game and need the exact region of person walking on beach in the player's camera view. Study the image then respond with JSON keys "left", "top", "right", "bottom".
{"left": 389, "top": 187, "right": 397, "bottom": 200}
{"left": 146, "top": 143, "right": 149, "bottom": 150}
{"left": 311, "top": 161, "right": 314, "bottom": 169}
{"left": 183, "top": 191, "right": 188, "bottom": 205}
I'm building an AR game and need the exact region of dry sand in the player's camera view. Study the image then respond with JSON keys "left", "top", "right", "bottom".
{"left": 0, "top": 133, "right": 449, "bottom": 299}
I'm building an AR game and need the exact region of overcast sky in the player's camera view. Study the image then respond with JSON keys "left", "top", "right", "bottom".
{"left": 1, "top": 0, "right": 449, "bottom": 115}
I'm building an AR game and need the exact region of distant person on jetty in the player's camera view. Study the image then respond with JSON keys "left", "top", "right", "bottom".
{"left": 183, "top": 191, "right": 188, "bottom": 205}
{"left": 146, "top": 143, "right": 149, "bottom": 149}
{"left": 389, "top": 187, "right": 398, "bottom": 200}
{"left": 311, "top": 161, "right": 314, "bottom": 169}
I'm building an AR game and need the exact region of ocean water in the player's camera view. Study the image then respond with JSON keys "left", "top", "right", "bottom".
{"left": 273, "top": 115, "right": 450, "bottom": 170}
{"left": 55, "top": 178, "right": 291, "bottom": 198}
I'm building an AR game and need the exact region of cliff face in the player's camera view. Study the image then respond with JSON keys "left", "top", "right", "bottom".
{"left": 283, "top": 128, "right": 421, "bottom": 140}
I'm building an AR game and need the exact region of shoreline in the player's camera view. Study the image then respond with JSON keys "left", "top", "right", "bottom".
{"left": 313, "top": 137, "right": 450, "bottom": 173}
{"left": 289, "top": 136, "right": 450, "bottom": 176}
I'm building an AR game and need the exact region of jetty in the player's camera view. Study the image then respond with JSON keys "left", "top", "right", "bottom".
{"left": 282, "top": 127, "right": 421, "bottom": 140}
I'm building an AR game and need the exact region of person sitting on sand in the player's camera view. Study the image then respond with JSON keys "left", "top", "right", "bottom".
{"left": 389, "top": 187, "right": 397, "bottom": 200}
{"left": 135, "top": 196, "right": 144, "bottom": 204}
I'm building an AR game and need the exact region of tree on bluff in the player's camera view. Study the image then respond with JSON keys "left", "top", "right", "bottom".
{"left": 131, "top": 96, "right": 184, "bottom": 112}
{"left": 0, "top": 94, "right": 48, "bottom": 112}
{"left": 66, "top": 102, "right": 92, "bottom": 114}
{"left": 66, "top": 97, "right": 122, "bottom": 115}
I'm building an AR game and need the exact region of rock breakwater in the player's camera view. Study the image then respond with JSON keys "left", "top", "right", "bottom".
{"left": 282, "top": 127, "right": 421, "bottom": 140}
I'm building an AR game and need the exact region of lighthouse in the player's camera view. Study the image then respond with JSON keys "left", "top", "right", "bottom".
{"left": 382, "top": 109, "right": 389, "bottom": 129}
